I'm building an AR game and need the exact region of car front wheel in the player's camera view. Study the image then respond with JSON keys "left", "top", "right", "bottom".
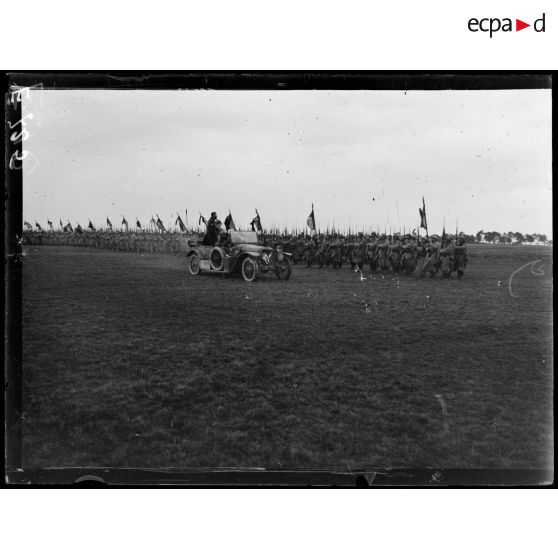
{"left": 275, "top": 258, "right": 292, "bottom": 280}
{"left": 241, "top": 257, "right": 259, "bottom": 282}
{"left": 189, "top": 253, "right": 201, "bottom": 275}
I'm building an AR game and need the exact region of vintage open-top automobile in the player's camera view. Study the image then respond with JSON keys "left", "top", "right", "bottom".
{"left": 186, "top": 230, "right": 292, "bottom": 281}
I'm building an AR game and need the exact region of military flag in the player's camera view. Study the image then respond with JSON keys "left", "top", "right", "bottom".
{"left": 35, "top": 222, "right": 43, "bottom": 231}
{"left": 59, "top": 218, "right": 63, "bottom": 228}
{"left": 75, "top": 224, "right": 84, "bottom": 234}
{"left": 88, "top": 220, "right": 96, "bottom": 231}
{"left": 149, "top": 216, "right": 157, "bottom": 229}
{"left": 156, "top": 215, "right": 166, "bottom": 232}
{"left": 63, "top": 222, "right": 73, "bottom": 232}
{"left": 24, "top": 221, "right": 33, "bottom": 231}
{"left": 47, "top": 220, "right": 53, "bottom": 230}
{"left": 251, "top": 209, "right": 263, "bottom": 232}
{"left": 106, "top": 217, "right": 113, "bottom": 230}
{"left": 122, "top": 216, "right": 129, "bottom": 231}
{"left": 199, "top": 213, "right": 207, "bottom": 226}
{"left": 224, "top": 211, "right": 236, "bottom": 231}
{"left": 307, "top": 204, "right": 316, "bottom": 236}
{"left": 419, "top": 197, "right": 428, "bottom": 230}
{"left": 175, "top": 214, "right": 187, "bottom": 232}
{"left": 136, "top": 218, "right": 142, "bottom": 229}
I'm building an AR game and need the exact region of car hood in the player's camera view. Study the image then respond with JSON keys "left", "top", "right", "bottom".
{"left": 235, "top": 243, "right": 272, "bottom": 254}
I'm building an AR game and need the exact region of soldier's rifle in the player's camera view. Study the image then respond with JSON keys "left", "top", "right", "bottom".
{"left": 435, "top": 216, "right": 447, "bottom": 268}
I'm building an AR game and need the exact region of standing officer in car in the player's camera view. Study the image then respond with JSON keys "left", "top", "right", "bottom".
{"left": 203, "top": 211, "right": 220, "bottom": 245}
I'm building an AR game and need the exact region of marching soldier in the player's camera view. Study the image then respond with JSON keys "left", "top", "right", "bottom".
{"left": 388, "top": 234, "right": 402, "bottom": 273}
{"left": 376, "top": 234, "right": 390, "bottom": 272}
{"left": 329, "top": 234, "right": 344, "bottom": 269}
{"left": 345, "top": 237, "right": 356, "bottom": 269}
{"left": 453, "top": 236, "right": 468, "bottom": 279}
{"left": 303, "top": 236, "right": 317, "bottom": 267}
{"left": 438, "top": 236, "right": 455, "bottom": 278}
{"left": 400, "top": 233, "right": 417, "bottom": 275}
{"left": 366, "top": 235, "right": 379, "bottom": 272}
{"left": 352, "top": 234, "right": 366, "bottom": 270}
{"left": 297, "top": 235, "right": 306, "bottom": 264}
{"left": 421, "top": 235, "right": 441, "bottom": 277}
{"left": 316, "top": 234, "right": 329, "bottom": 268}
{"left": 416, "top": 236, "right": 428, "bottom": 276}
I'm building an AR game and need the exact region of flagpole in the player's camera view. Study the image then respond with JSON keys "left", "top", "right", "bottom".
{"left": 423, "top": 197, "right": 430, "bottom": 243}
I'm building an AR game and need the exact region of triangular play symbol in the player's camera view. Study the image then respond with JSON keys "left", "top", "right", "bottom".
{"left": 516, "top": 19, "right": 530, "bottom": 31}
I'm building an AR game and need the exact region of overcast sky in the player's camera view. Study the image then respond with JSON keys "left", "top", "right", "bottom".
{"left": 23, "top": 88, "right": 552, "bottom": 236}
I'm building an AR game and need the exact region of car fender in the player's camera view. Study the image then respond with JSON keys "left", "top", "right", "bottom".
{"left": 233, "top": 251, "right": 259, "bottom": 271}
{"left": 241, "top": 251, "right": 261, "bottom": 258}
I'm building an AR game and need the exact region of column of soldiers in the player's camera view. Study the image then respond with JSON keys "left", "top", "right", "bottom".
{"left": 265, "top": 231, "right": 468, "bottom": 279}
{"left": 22, "top": 230, "right": 191, "bottom": 257}
{"left": 23, "top": 228, "right": 468, "bottom": 278}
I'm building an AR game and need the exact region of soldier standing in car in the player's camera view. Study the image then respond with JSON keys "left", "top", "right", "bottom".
{"left": 201, "top": 212, "right": 218, "bottom": 246}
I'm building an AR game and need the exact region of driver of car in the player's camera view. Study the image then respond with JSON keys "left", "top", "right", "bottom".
{"left": 218, "top": 229, "right": 233, "bottom": 251}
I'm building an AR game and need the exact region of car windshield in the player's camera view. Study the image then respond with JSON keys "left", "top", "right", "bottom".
{"left": 230, "top": 231, "right": 259, "bottom": 244}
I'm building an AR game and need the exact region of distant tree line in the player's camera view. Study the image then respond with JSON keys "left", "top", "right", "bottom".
{"left": 474, "top": 231, "right": 551, "bottom": 245}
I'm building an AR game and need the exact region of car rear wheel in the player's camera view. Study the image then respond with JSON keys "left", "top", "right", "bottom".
{"left": 275, "top": 258, "right": 292, "bottom": 280}
{"left": 189, "top": 253, "right": 201, "bottom": 275}
{"left": 241, "top": 257, "right": 259, "bottom": 282}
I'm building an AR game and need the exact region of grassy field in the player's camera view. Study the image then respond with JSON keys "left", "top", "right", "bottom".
{"left": 21, "top": 243, "right": 553, "bottom": 469}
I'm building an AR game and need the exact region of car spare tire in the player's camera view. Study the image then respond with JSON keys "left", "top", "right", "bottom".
{"left": 210, "top": 247, "right": 225, "bottom": 271}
